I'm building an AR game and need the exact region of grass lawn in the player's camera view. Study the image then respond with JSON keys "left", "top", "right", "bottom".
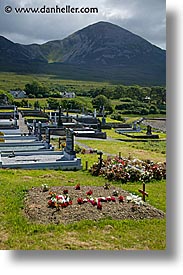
{"left": 76, "top": 139, "right": 166, "bottom": 163}
{"left": 0, "top": 168, "right": 166, "bottom": 250}
{"left": 0, "top": 72, "right": 113, "bottom": 92}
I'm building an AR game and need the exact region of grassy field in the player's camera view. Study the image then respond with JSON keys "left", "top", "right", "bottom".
{"left": 0, "top": 72, "right": 114, "bottom": 92}
{"left": 0, "top": 168, "right": 166, "bottom": 250}
{"left": 75, "top": 139, "right": 166, "bottom": 163}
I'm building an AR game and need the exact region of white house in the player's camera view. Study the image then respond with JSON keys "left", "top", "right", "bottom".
{"left": 9, "top": 90, "right": 27, "bottom": 98}
{"left": 61, "top": 91, "right": 76, "bottom": 98}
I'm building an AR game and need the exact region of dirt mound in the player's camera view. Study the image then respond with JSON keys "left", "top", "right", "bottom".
{"left": 23, "top": 185, "right": 165, "bottom": 225}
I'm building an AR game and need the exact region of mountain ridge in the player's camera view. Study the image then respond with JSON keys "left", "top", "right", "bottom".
{"left": 0, "top": 21, "right": 166, "bottom": 85}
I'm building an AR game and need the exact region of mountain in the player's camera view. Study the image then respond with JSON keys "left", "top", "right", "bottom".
{"left": 0, "top": 21, "right": 166, "bottom": 85}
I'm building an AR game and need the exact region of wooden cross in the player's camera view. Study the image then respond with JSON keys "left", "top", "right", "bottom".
{"left": 138, "top": 183, "right": 148, "bottom": 202}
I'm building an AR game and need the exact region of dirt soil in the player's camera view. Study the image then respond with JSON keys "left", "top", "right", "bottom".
{"left": 142, "top": 119, "right": 166, "bottom": 132}
{"left": 23, "top": 185, "right": 165, "bottom": 225}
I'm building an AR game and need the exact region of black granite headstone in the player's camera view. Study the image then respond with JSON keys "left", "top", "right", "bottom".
{"left": 65, "top": 128, "right": 75, "bottom": 155}
{"left": 146, "top": 125, "right": 152, "bottom": 135}
{"left": 45, "top": 127, "right": 50, "bottom": 144}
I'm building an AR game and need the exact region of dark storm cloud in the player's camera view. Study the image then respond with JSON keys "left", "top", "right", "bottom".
{"left": 0, "top": 0, "right": 166, "bottom": 49}
{"left": 103, "top": 0, "right": 166, "bottom": 48}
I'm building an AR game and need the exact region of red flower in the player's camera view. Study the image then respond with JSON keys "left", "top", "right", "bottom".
{"left": 99, "top": 197, "right": 107, "bottom": 202}
{"left": 61, "top": 202, "right": 69, "bottom": 208}
{"left": 118, "top": 196, "right": 124, "bottom": 203}
{"left": 91, "top": 200, "right": 97, "bottom": 206}
{"left": 106, "top": 196, "right": 111, "bottom": 202}
{"left": 63, "top": 189, "right": 68, "bottom": 194}
{"left": 97, "top": 203, "right": 102, "bottom": 210}
{"left": 77, "top": 198, "right": 83, "bottom": 204}
{"left": 48, "top": 199, "right": 54, "bottom": 207}
{"left": 86, "top": 189, "right": 93, "bottom": 196}
{"left": 111, "top": 196, "right": 116, "bottom": 202}
{"left": 75, "top": 184, "right": 80, "bottom": 190}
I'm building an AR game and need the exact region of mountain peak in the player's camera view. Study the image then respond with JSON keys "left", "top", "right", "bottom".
{"left": 0, "top": 21, "right": 166, "bottom": 85}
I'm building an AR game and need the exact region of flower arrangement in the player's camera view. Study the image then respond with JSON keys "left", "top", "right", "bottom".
{"left": 77, "top": 187, "right": 117, "bottom": 210}
{"left": 47, "top": 186, "right": 144, "bottom": 213}
{"left": 90, "top": 156, "right": 166, "bottom": 183}
{"left": 48, "top": 191, "right": 72, "bottom": 209}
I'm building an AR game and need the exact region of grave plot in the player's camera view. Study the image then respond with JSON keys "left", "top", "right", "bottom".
{"left": 23, "top": 185, "right": 165, "bottom": 225}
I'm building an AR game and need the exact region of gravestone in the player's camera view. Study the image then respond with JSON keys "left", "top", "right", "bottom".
{"left": 14, "top": 118, "right": 18, "bottom": 128}
{"left": 101, "top": 106, "right": 106, "bottom": 125}
{"left": 94, "top": 109, "right": 97, "bottom": 118}
{"left": 37, "top": 121, "right": 42, "bottom": 141}
{"left": 102, "top": 117, "right": 106, "bottom": 125}
{"left": 97, "top": 120, "right": 102, "bottom": 131}
{"left": 58, "top": 106, "right": 63, "bottom": 127}
{"left": 146, "top": 125, "right": 152, "bottom": 135}
{"left": 54, "top": 113, "right": 57, "bottom": 125}
{"left": 33, "top": 119, "right": 37, "bottom": 135}
{"left": 45, "top": 127, "right": 50, "bottom": 144}
{"left": 63, "top": 128, "right": 76, "bottom": 160}
{"left": 133, "top": 122, "right": 137, "bottom": 131}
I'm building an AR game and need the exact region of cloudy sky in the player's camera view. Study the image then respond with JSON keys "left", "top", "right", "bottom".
{"left": 0, "top": 0, "right": 166, "bottom": 49}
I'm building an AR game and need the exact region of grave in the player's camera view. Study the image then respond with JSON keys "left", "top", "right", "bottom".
{"left": 115, "top": 122, "right": 141, "bottom": 134}
{"left": 0, "top": 124, "right": 82, "bottom": 170}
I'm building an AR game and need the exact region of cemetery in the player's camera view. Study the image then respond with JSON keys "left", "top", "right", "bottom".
{"left": 0, "top": 106, "right": 82, "bottom": 170}
{"left": 0, "top": 102, "right": 166, "bottom": 250}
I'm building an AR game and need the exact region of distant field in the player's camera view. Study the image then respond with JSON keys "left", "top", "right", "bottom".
{"left": 0, "top": 72, "right": 115, "bottom": 92}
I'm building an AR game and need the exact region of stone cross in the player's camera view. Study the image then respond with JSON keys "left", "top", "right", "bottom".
{"left": 138, "top": 183, "right": 148, "bottom": 202}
